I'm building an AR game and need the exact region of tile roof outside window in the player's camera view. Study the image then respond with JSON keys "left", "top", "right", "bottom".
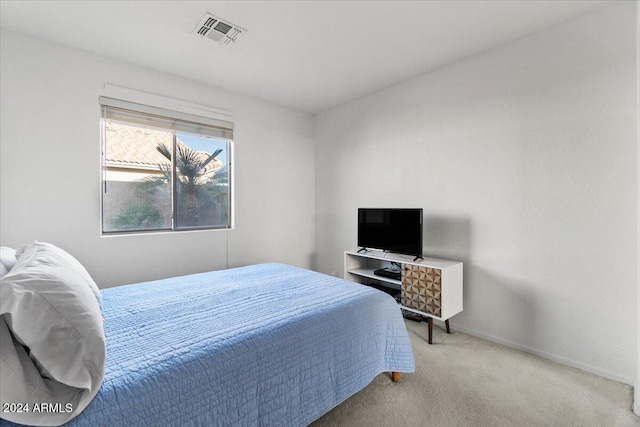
{"left": 105, "top": 122, "right": 222, "bottom": 172}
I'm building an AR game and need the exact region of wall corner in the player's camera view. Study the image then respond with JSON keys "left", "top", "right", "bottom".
{"left": 635, "top": 0, "right": 640, "bottom": 417}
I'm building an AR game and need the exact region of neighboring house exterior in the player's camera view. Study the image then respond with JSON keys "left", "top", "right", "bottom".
{"left": 103, "top": 122, "right": 224, "bottom": 231}
{"left": 104, "top": 122, "right": 221, "bottom": 183}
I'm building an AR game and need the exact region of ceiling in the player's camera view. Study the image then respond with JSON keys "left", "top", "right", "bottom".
{"left": 0, "top": 1, "right": 617, "bottom": 113}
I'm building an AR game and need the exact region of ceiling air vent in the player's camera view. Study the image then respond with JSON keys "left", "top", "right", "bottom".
{"left": 193, "top": 13, "right": 246, "bottom": 47}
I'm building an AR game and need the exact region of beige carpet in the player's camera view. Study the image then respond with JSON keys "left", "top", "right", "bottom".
{"left": 311, "top": 320, "right": 639, "bottom": 427}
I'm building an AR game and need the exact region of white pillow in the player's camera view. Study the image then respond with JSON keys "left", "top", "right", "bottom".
{"left": 0, "top": 247, "right": 17, "bottom": 272}
{"left": 15, "top": 242, "right": 102, "bottom": 307}
{"left": 0, "top": 317, "right": 83, "bottom": 426}
{"left": 0, "top": 242, "right": 106, "bottom": 425}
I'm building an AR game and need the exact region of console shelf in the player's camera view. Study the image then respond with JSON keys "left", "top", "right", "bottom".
{"left": 347, "top": 268, "right": 402, "bottom": 287}
{"left": 345, "top": 249, "right": 463, "bottom": 344}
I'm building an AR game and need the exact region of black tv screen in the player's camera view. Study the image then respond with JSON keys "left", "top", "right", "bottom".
{"left": 357, "top": 208, "right": 423, "bottom": 257}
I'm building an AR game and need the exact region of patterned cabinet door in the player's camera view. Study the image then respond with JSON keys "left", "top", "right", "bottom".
{"left": 401, "top": 264, "right": 442, "bottom": 317}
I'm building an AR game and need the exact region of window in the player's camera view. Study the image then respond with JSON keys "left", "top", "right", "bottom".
{"left": 100, "top": 98, "right": 233, "bottom": 234}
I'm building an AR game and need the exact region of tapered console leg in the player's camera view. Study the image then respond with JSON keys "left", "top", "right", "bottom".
{"left": 445, "top": 319, "right": 451, "bottom": 334}
{"left": 427, "top": 317, "right": 433, "bottom": 344}
{"left": 391, "top": 372, "right": 400, "bottom": 382}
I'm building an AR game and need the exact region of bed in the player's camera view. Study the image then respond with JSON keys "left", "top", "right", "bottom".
{"left": 1, "top": 255, "right": 414, "bottom": 427}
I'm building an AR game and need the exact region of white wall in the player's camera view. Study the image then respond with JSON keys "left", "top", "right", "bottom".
{"left": 315, "top": 3, "right": 637, "bottom": 385}
{"left": 636, "top": 0, "right": 640, "bottom": 416}
{"left": 0, "top": 29, "right": 316, "bottom": 287}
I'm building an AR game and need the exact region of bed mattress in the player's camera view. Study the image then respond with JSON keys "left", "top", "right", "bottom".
{"left": 2, "top": 263, "right": 415, "bottom": 427}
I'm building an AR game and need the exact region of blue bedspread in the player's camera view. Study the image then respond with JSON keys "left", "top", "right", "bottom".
{"left": 2, "top": 263, "right": 414, "bottom": 427}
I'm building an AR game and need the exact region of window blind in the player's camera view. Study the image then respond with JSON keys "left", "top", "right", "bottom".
{"left": 99, "top": 97, "right": 234, "bottom": 140}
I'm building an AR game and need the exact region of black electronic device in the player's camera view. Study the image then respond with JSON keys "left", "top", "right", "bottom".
{"left": 358, "top": 208, "right": 423, "bottom": 258}
{"left": 402, "top": 310, "right": 423, "bottom": 322}
{"left": 373, "top": 267, "right": 401, "bottom": 281}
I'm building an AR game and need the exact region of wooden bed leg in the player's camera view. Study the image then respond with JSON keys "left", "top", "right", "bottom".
{"left": 445, "top": 319, "right": 451, "bottom": 334}
{"left": 391, "top": 371, "right": 400, "bottom": 382}
{"left": 427, "top": 317, "right": 433, "bottom": 344}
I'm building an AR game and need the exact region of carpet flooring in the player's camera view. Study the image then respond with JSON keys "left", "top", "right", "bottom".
{"left": 311, "top": 320, "right": 639, "bottom": 427}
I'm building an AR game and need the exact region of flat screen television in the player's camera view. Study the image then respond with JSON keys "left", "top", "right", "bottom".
{"left": 357, "top": 208, "right": 423, "bottom": 257}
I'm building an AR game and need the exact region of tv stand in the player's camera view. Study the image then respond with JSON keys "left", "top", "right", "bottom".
{"left": 344, "top": 249, "right": 463, "bottom": 344}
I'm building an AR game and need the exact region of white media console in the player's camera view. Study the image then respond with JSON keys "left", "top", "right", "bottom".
{"left": 344, "top": 249, "right": 463, "bottom": 344}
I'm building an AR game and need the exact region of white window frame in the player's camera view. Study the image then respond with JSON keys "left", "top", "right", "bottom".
{"left": 99, "top": 91, "right": 234, "bottom": 235}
